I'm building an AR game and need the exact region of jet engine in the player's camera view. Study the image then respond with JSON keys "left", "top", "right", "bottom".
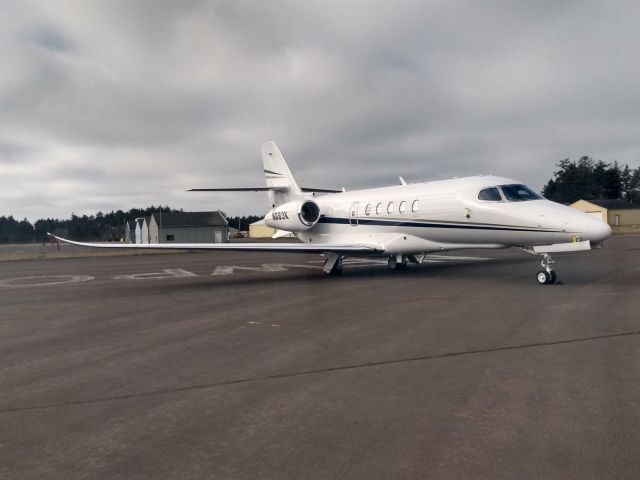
{"left": 265, "top": 200, "right": 321, "bottom": 232}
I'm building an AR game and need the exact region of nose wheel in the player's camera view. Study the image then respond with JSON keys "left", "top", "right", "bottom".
{"left": 537, "top": 269, "right": 557, "bottom": 285}
{"left": 536, "top": 253, "right": 557, "bottom": 285}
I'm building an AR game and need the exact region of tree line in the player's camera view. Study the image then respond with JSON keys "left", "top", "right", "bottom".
{"left": 0, "top": 207, "right": 264, "bottom": 244}
{"left": 1, "top": 206, "right": 181, "bottom": 244}
{"left": 542, "top": 157, "right": 640, "bottom": 204}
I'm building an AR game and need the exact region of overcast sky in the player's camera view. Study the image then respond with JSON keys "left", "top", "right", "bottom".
{"left": 1, "top": 0, "right": 639, "bottom": 221}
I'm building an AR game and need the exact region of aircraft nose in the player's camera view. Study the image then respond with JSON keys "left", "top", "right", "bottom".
{"left": 584, "top": 217, "right": 612, "bottom": 241}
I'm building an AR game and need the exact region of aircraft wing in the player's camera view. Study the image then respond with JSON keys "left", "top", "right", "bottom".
{"left": 188, "top": 187, "right": 342, "bottom": 193}
{"left": 48, "top": 234, "right": 384, "bottom": 254}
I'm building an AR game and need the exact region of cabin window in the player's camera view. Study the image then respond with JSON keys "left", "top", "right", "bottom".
{"left": 411, "top": 200, "right": 419, "bottom": 212}
{"left": 387, "top": 202, "right": 394, "bottom": 214}
{"left": 499, "top": 184, "right": 542, "bottom": 202}
{"left": 365, "top": 203, "right": 372, "bottom": 216}
{"left": 376, "top": 203, "right": 383, "bottom": 215}
{"left": 399, "top": 201, "right": 407, "bottom": 213}
{"left": 166, "top": 234, "right": 175, "bottom": 241}
{"left": 478, "top": 187, "right": 502, "bottom": 201}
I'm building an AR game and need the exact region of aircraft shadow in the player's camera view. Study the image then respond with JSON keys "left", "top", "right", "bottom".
{"left": 142, "top": 255, "right": 546, "bottom": 292}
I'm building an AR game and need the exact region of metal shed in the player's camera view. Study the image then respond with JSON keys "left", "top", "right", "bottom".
{"left": 148, "top": 211, "right": 229, "bottom": 243}
{"left": 125, "top": 220, "right": 136, "bottom": 243}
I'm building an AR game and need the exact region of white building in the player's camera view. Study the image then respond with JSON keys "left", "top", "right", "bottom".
{"left": 141, "top": 217, "right": 150, "bottom": 244}
{"left": 134, "top": 218, "right": 143, "bottom": 244}
{"left": 125, "top": 220, "right": 136, "bottom": 243}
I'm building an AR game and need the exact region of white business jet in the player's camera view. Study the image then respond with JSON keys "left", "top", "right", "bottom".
{"left": 51, "top": 141, "right": 611, "bottom": 284}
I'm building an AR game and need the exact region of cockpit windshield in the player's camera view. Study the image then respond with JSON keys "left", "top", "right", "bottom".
{"left": 478, "top": 187, "right": 502, "bottom": 201}
{"left": 499, "top": 184, "right": 542, "bottom": 202}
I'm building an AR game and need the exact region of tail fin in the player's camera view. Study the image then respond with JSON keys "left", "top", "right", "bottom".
{"left": 262, "top": 141, "right": 303, "bottom": 206}
{"left": 187, "top": 141, "right": 340, "bottom": 202}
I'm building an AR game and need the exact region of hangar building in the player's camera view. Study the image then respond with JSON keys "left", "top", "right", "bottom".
{"left": 134, "top": 218, "right": 145, "bottom": 244}
{"left": 125, "top": 221, "right": 136, "bottom": 243}
{"left": 248, "top": 219, "right": 295, "bottom": 239}
{"left": 249, "top": 219, "right": 275, "bottom": 238}
{"left": 147, "top": 211, "right": 229, "bottom": 243}
{"left": 570, "top": 199, "right": 640, "bottom": 231}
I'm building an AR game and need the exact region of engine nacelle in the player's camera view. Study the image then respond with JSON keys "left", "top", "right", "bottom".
{"left": 265, "top": 200, "right": 321, "bottom": 232}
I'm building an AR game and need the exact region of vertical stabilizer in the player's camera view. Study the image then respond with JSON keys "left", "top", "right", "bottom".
{"left": 262, "top": 141, "right": 303, "bottom": 206}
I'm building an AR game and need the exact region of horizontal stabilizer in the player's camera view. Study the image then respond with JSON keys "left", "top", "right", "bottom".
{"left": 188, "top": 187, "right": 341, "bottom": 193}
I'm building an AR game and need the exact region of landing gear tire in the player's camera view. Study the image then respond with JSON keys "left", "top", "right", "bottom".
{"left": 537, "top": 270, "right": 550, "bottom": 285}
{"left": 537, "top": 270, "right": 557, "bottom": 285}
{"left": 534, "top": 253, "right": 558, "bottom": 285}
{"left": 323, "top": 254, "right": 343, "bottom": 275}
{"left": 330, "top": 264, "right": 343, "bottom": 275}
{"left": 328, "top": 259, "right": 343, "bottom": 275}
{"left": 388, "top": 255, "right": 408, "bottom": 271}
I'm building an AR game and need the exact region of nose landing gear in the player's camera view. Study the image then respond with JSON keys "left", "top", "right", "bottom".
{"left": 536, "top": 253, "right": 557, "bottom": 285}
{"left": 521, "top": 247, "right": 559, "bottom": 285}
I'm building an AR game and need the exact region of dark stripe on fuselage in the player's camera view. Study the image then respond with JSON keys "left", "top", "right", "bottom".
{"left": 264, "top": 169, "right": 284, "bottom": 176}
{"left": 317, "top": 216, "right": 562, "bottom": 233}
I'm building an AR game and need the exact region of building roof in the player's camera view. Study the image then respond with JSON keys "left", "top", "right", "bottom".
{"left": 584, "top": 199, "right": 640, "bottom": 210}
{"left": 151, "top": 211, "right": 228, "bottom": 227}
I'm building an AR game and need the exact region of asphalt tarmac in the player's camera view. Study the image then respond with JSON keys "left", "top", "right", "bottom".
{"left": 1, "top": 236, "right": 639, "bottom": 479}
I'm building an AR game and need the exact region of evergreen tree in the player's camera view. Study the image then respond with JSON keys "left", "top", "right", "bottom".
{"left": 621, "top": 165, "right": 633, "bottom": 201}
{"left": 602, "top": 161, "right": 623, "bottom": 200}
{"left": 0, "top": 216, "right": 34, "bottom": 243}
{"left": 34, "top": 219, "right": 60, "bottom": 242}
{"left": 592, "top": 160, "right": 609, "bottom": 199}
{"left": 629, "top": 167, "right": 640, "bottom": 204}
{"left": 542, "top": 157, "right": 595, "bottom": 203}
{"left": 541, "top": 157, "right": 634, "bottom": 204}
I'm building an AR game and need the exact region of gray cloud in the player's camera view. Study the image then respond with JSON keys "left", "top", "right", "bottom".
{"left": 1, "top": 0, "right": 639, "bottom": 221}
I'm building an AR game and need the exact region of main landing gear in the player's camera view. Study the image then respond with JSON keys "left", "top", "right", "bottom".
{"left": 536, "top": 253, "right": 558, "bottom": 285}
{"left": 323, "top": 253, "right": 343, "bottom": 275}
{"left": 323, "top": 254, "right": 422, "bottom": 275}
{"left": 388, "top": 255, "right": 409, "bottom": 271}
